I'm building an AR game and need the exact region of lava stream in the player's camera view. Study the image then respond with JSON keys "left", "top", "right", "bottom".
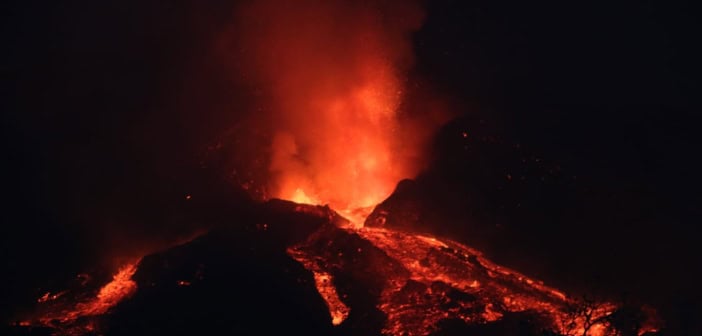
{"left": 288, "top": 221, "right": 660, "bottom": 336}
{"left": 24, "top": 259, "right": 140, "bottom": 335}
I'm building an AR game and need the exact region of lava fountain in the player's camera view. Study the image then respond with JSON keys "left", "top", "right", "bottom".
{"left": 232, "top": 0, "right": 445, "bottom": 224}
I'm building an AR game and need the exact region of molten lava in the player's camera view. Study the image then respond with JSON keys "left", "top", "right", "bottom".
{"left": 14, "top": 201, "right": 661, "bottom": 336}
{"left": 288, "top": 248, "right": 350, "bottom": 326}
{"left": 25, "top": 260, "right": 140, "bottom": 335}
{"left": 288, "top": 223, "right": 660, "bottom": 336}
{"left": 78, "top": 262, "right": 139, "bottom": 316}
{"left": 12, "top": 2, "right": 661, "bottom": 334}
{"left": 229, "top": 2, "right": 660, "bottom": 333}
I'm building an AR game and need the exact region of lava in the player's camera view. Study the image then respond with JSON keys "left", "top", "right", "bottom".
{"left": 289, "top": 224, "right": 661, "bottom": 336}
{"left": 25, "top": 259, "right": 140, "bottom": 335}
{"left": 288, "top": 248, "right": 351, "bottom": 325}
{"left": 14, "top": 201, "right": 661, "bottom": 336}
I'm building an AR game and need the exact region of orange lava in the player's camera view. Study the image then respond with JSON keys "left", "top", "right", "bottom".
{"left": 77, "top": 261, "right": 138, "bottom": 317}
{"left": 271, "top": 66, "right": 411, "bottom": 222}
{"left": 37, "top": 290, "right": 67, "bottom": 303}
{"left": 288, "top": 248, "right": 350, "bottom": 325}
{"left": 28, "top": 260, "right": 140, "bottom": 334}
{"left": 290, "top": 224, "right": 661, "bottom": 336}
{"left": 357, "top": 227, "right": 610, "bottom": 335}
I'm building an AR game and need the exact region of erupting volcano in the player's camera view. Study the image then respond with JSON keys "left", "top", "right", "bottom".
{"left": 8, "top": 1, "right": 671, "bottom": 336}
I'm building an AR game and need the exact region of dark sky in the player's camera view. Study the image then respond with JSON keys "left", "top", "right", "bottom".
{"left": 2, "top": 0, "right": 700, "bottom": 327}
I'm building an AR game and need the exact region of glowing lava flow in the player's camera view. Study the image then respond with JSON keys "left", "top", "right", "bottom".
{"left": 288, "top": 248, "right": 350, "bottom": 325}
{"left": 27, "top": 259, "right": 140, "bottom": 334}
{"left": 354, "top": 227, "right": 605, "bottom": 336}
{"left": 68, "top": 261, "right": 139, "bottom": 318}
{"left": 288, "top": 222, "right": 660, "bottom": 336}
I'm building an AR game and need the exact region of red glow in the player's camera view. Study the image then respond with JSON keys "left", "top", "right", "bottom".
{"left": 78, "top": 261, "right": 139, "bottom": 317}
{"left": 232, "top": 0, "right": 444, "bottom": 224}
{"left": 37, "top": 290, "right": 66, "bottom": 303}
{"left": 290, "top": 225, "right": 661, "bottom": 335}
{"left": 28, "top": 260, "right": 140, "bottom": 334}
{"left": 289, "top": 247, "right": 350, "bottom": 325}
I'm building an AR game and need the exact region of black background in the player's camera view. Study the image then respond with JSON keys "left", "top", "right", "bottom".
{"left": 3, "top": 0, "right": 700, "bottom": 331}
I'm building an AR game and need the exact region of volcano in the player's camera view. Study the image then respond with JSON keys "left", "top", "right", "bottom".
{"left": 10, "top": 194, "right": 660, "bottom": 336}
{"left": 5, "top": 1, "right": 698, "bottom": 335}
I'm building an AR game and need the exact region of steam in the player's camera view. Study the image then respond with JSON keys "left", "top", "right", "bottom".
{"left": 230, "top": 0, "right": 444, "bottom": 216}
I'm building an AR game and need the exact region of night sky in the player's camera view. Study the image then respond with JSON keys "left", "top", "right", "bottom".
{"left": 3, "top": 0, "right": 700, "bottom": 331}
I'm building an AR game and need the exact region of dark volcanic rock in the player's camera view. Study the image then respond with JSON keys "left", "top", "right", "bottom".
{"left": 104, "top": 200, "right": 339, "bottom": 335}
{"left": 11, "top": 198, "right": 661, "bottom": 336}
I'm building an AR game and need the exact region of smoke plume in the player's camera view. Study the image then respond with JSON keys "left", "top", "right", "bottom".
{"left": 227, "top": 0, "right": 445, "bottom": 219}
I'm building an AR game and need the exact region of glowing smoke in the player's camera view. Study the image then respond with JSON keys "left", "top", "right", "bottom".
{"left": 229, "top": 0, "right": 446, "bottom": 219}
